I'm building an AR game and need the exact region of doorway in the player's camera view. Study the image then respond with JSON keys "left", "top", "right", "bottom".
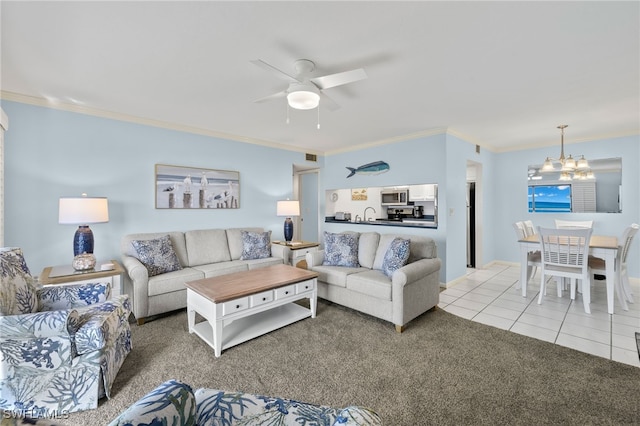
{"left": 294, "top": 168, "right": 320, "bottom": 243}
{"left": 466, "top": 161, "right": 483, "bottom": 269}
{"left": 467, "top": 181, "right": 476, "bottom": 268}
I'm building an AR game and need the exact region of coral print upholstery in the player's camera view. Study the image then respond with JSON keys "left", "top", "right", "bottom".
{"left": 109, "top": 379, "right": 382, "bottom": 426}
{"left": 0, "top": 247, "right": 133, "bottom": 416}
{"left": 0, "top": 247, "right": 39, "bottom": 315}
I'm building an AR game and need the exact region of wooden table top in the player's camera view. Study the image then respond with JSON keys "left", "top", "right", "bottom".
{"left": 519, "top": 234, "right": 618, "bottom": 249}
{"left": 185, "top": 264, "right": 319, "bottom": 303}
{"left": 272, "top": 241, "right": 319, "bottom": 250}
{"left": 40, "top": 259, "right": 124, "bottom": 285}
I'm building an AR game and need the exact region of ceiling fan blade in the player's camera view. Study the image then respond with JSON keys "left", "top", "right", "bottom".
{"left": 319, "top": 92, "right": 340, "bottom": 111}
{"left": 250, "top": 59, "right": 300, "bottom": 83}
{"left": 253, "top": 90, "right": 287, "bottom": 104}
{"left": 310, "top": 68, "right": 367, "bottom": 90}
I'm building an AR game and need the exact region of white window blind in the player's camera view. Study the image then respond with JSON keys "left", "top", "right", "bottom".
{"left": 571, "top": 181, "right": 597, "bottom": 213}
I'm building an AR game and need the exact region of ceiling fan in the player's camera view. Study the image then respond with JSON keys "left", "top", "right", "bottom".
{"left": 251, "top": 59, "right": 367, "bottom": 111}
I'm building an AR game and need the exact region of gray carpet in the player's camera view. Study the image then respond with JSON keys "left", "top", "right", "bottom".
{"left": 69, "top": 300, "right": 640, "bottom": 425}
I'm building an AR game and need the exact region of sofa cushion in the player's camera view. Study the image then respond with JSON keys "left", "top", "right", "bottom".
{"left": 108, "top": 379, "right": 196, "bottom": 426}
{"left": 191, "top": 261, "right": 249, "bottom": 279}
{"left": 358, "top": 232, "right": 380, "bottom": 269}
{"left": 226, "top": 227, "right": 265, "bottom": 260}
{"left": 132, "top": 235, "right": 183, "bottom": 277}
{"left": 185, "top": 229, "right": 231, "bottom": 266}
{"left": 372, "top": 234, "right": 405, "bottom": 270}
{"left": 245, "top": 257, "right": 284, "bottom": 270}
{"left": 240, "top": 230, "right": 272, "bottom": 260}
{"left": 382, "top": 238, "right": 411, "bottom": 277}
{"left": 147, "top": 268, "right": 204, "bottom": 297}
{"left": 308, "top": 265, "right": 364, "bottom": 288}
{"left": 323, "top": 232, "right": 360, "bottom": 267}
{"left": 405, "top": 235, "right": 438, "bottom": 262}
{"left": 346, "top": 270, "right": 392, "bottom": 300}
{"left": 0, "top": 247, "right": 39, "bottom": 316}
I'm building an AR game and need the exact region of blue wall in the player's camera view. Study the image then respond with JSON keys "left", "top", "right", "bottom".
{"left": 3, "top": 101, "right": 319, "bottom": 273}
{"left": 493, "top": 135, "right": 640, "bottom": 277}
{"left": 3, "top": 100, "right": 639, "bottom": 281}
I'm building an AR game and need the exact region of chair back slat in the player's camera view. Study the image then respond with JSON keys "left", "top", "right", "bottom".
{"left": 538, "top": 227, "right": 592, "bottom": 273}
{"left": 513, "top": 222, "right": 527, "bottom": 240}
{"left": 554, "top": 219, "right": 593, "bottom": 229}
{"left": 523, "top": 220, "right": 536, "bottom": 237}
{"left": 620, "top": 223, "right": 639, "bottom": 263}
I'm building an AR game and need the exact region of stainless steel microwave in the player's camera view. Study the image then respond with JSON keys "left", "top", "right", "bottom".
{"left": 381, "top": 189, "right": 409, "bottom": 206}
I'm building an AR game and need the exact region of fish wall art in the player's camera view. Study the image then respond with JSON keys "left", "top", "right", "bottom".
{"left": 346, "top": 161, "right": 390, "bottom": 178}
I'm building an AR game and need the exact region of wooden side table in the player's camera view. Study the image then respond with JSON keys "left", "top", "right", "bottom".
{"left": 39, "top": 259, "right": 125, "bottom": 297}
{"left": 272, "top": 242, "right": 320, "bottom": 268}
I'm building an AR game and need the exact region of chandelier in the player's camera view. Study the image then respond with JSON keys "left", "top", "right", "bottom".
{"left": 540, "top": 125, "right": 592, "bottom": 180}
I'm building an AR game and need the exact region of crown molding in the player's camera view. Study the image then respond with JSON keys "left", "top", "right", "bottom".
{"left": 0, "top": 91, "right": 323, "bottom": 156}
{"left": 325, "top": 127, "right": 450, "bottom": 156}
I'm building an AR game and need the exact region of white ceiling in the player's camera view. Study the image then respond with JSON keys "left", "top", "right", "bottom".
{"left": 1, "top": 1, "right": 638, "bottom": 155}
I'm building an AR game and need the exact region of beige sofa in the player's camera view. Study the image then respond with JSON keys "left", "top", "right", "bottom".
{"left": 306, "top": 232, "right": 441, "bottom": 332}
{"left": 121, "top": 228, "right": 286, "bottom": 324}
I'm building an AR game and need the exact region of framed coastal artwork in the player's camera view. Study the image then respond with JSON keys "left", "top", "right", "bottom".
{"left": 351, "top": 188, "right": 368, "bottom": 201}
{"left": 155, "top": 164, "right": 240, "bottom": 209}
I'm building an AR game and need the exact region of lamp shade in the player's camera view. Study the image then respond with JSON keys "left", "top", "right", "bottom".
{"left": 277, "top": 200, "right": 300, "bottom": 217}
{"left": 59, "top": 196, "right": 109, "bottom": 224}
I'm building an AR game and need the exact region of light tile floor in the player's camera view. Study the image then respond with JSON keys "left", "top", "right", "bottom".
{"left": 439, "top": 263, "right": 640, "bottom": 368}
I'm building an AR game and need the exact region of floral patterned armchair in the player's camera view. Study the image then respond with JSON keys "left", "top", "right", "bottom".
{"left": 0, "top": 247, "right": 132, "bottom": 417}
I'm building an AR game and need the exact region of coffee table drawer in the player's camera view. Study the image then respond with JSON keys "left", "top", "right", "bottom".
{"left": 250, "top": 290, "right": 274, "bottom": 307}
{"left": 275, "top": 285, "right": 296, "bottom": 299}
{"left": 222, "top": 297, "right": 249, "bottom": 315}
{"left": 296, "top": 280, "right": 315, "bottom": 294}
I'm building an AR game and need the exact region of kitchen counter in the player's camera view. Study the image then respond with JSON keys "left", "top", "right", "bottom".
{"left": 325, "top": 216, "right": 437, "bottom": 229}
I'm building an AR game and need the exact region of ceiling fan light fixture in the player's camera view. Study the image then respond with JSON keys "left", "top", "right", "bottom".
{"left": 287, "top": 83, "right": 320, "bottom": 110}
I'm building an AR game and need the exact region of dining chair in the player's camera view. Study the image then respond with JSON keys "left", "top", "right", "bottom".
{"left": 537, "top": 226, "right": 593, "bottom": 313}
{"left": 523, "top": 220, "right": 536, "bottom": 237}
{"left": 589, "top": 223, "right": 639, "bottom": 309}
{"left": 555, "top": 219, "right": 593, "bottom": 229}
{"left": 513, "top": 221, "right": 540, "bottom": 286}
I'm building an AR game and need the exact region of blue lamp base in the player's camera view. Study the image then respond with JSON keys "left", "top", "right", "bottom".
{"left": 73, "top": 225, "right": 94, "bottom": 256}
{"left": 283, "top": 218, "right": 294, "bottom": 242}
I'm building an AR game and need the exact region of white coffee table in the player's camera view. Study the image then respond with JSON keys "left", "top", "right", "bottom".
{"left": 185, "top": 264, "right": 318, "bottom": 357}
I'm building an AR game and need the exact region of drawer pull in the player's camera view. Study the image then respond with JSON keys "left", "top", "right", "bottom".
{"left": 236, "top": 304, "right": 240, "bottom": 309}
{"left": 285, "top": 291, "right": 289, "bottom": 295}
{"left": 262, "top": 297, "right": 267, "bottom": 301}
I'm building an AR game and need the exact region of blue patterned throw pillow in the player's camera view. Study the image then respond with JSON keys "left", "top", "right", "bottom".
{"left": 323, "top": 232, "right": 360, "bottom": 267}
{"left": 381, "top": 238, "right": 410, "bottom": 277}
{"left": 131, "top": 235, "right": 182, "bottom": 277}
{"left": 240, "top": 230, "right": 272, "bottom": 260}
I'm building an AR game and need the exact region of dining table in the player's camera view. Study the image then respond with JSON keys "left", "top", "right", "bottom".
{"left": 518, "top": 233, "right": 623, "bottom": 314}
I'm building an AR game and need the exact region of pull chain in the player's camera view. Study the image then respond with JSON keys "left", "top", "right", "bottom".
{"left": 286, "top": 103, "right": 290, "bottom": 124}
{"left": 317, "top": 106, "right": 320, "bottom": 130}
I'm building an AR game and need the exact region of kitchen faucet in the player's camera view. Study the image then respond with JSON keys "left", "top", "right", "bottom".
{"left": 364, "top": 206, "right": 376, "bottom": 221}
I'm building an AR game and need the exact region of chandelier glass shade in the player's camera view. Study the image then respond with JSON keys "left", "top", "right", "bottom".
{"left": 540, "top": 125, "right": 591, "bottom": 180}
